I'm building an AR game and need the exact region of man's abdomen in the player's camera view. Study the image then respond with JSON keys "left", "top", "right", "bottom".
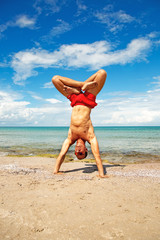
{"left": 70, "top": 105, "right": 92, "bottom": 140}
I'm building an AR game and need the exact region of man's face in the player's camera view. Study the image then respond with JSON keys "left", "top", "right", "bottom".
{"left": 75, "top": 142, "right": 88, "bottom": 160}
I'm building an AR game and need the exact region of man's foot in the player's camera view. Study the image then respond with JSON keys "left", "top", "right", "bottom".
{"left": 53, "top": 171, "right": 64, "bottom": 175}
{"left": 64, "top": 86, "right": 81, "bottom": 95}
{"left": 82, "top": 81, "right": 98, "bottom": 92}
{"left": 97, "top": 174, "right": 110, "bottom": 178}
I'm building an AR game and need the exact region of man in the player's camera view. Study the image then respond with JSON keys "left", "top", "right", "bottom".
{"left": 52, "top": 69, "right": 108, "bottom": 178}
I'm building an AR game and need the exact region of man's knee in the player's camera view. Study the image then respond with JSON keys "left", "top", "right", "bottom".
{"left": 98, "top": 69, "right": 107, "bottom": 78}
{"left": 52, "top": 75, "right": 60, "bottom": 84}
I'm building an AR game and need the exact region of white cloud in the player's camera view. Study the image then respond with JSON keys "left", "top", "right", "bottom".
{"left": 0, "top": 90, "right": 30, "bottom": 124}
{"left": 43, "top": 81, "right": 54, "bottom": 88}
{"left": 11, "top": 36, "right": 152, "bottom": 85}
{"left": 76, "top": 0, "right": 87, "bottom": 16}
{"left": 1, "top": 75, "right": 160, "bottom": 126}
{"left": 95, "top": 5, "right": 135, "bottom": 33}
{"left": 33, "top": 0, "right": 67, "bottom": 15}
{"left": 0, "top": 24, "right": 8, "bottom": 38}
{"left": 0, "top": 90, "right": 70, "bottom": 126}
{"left": 76, "top": 0, "right": 87, "bottom": 11}
{"left": 116, "top": 10, "right": 134, "bottom": 23}
{"left": 0, "top": 61, "right": 8, "bottom": 67}
{"left": 49, "top": 19, "right": 72, "bottom": 37}
{"left": 46, "top": 98, "right": 62, "bottom": 103}
{"left": 0, "top": 15, "right": 36, "bottom": 38}
{"left": 42, "top": 19, "right": 72, "bottom": 42}
{"left": 14, "top": 15, "right": 36, "bottom": 28}
{"left": 152, "top": 76, "right": 160, "bottom": 87}
{"left": 92, "top": 78, "right": 160, "bottom": 126}
{"left": 31, "top": 95, "right": 43, "bottom": 100}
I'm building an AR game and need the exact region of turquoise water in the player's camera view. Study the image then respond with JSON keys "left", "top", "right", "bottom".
{"left": 0, "top": 126, "right": 160, "bottom": 163}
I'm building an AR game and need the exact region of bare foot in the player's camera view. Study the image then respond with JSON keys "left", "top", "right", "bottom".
{"left": 97, "top": 174, "right": 110, "bottom": 178}
{"left": 82, "top": 81, "right": 98, "bottom": 91}
{"left": 53, "top": 171, "right": 64, "bottom": 175}
{"left": 64, "top": 86, "right": 81, "bottom": 95}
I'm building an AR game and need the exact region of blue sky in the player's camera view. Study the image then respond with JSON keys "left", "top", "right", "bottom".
{"left": 0, "top": 0, "right": 160, "bottom": 126}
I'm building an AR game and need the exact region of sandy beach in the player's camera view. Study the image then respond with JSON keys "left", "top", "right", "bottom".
{"left": 0, "top": 156, "right": 160, "bottom": 240}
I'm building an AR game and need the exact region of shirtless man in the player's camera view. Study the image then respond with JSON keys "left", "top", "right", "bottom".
{"left": 52, "top": 69, "right": 108, "bottom": 178}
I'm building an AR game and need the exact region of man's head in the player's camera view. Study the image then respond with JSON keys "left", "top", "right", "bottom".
{"left": 75, "top": 139, "right": 88, "bottom": 160}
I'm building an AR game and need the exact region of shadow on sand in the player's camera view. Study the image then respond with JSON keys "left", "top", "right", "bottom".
{"left": 63, "top": 164, "right": 126, "bottom": 175}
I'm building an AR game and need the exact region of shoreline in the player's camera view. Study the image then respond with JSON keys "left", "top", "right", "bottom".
{"left": 0, "top": 152, "right": 160, "bottom": 164}
{"left": 1, "top": 151, "right": 160, "bottom": 164}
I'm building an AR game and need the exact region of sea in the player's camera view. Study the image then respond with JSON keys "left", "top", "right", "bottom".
{"left": 0, "top": 126, "right": 160, "bottom": 164}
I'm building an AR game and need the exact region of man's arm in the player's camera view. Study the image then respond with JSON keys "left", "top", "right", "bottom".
{"left": 53, "top": 137, "right": 72, "bottom": 174}
{"left": 90, "top": 136, "right": 108, "bottom": 178}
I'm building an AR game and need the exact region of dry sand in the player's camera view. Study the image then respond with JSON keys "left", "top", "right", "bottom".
{"left": 0, "top": 156, "right": 160, "bottom": 240}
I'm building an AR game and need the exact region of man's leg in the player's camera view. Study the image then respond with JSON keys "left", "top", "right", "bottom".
{"left": 52, "top": 75, "right": 84, "bottom": 97}
{"left": 82, "top": 69, "right": 107, "bottom": 96}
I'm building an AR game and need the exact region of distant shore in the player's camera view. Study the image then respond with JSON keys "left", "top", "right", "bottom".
{"left": 0, "top": 156, "right": 160, "bottom": 240}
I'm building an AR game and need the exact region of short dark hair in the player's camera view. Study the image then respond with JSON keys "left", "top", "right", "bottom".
{"left": 85, "top": 151, "right": 88, "bottom": 158}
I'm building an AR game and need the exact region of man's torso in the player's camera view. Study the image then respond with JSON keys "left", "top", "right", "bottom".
{"left": 69, "top": 105, "right": 95, "bottom": 143}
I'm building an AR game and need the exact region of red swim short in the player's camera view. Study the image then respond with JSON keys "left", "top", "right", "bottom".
{"left": 67, "top": 91, "right": 97, "bottom": 109}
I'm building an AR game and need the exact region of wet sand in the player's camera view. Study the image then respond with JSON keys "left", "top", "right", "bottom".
{"left": 0, "top": 156, "right": 160, "bottom": 240}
